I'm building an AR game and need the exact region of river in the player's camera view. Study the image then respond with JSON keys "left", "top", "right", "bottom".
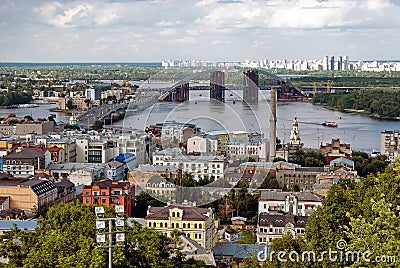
{"left": 0, "top": 90, "right": 398, "bottom": 153}
{"left": 119, "top": 90, "right": 400, "bottom": 153}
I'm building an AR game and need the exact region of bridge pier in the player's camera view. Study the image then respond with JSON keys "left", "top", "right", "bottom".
{"left": 162, "top": 82, "right": 190, "bottom": 102}
{"left": 243, "top": 70, "right": 259, "bottom": 104}
{"left": 210, "top": 71, "right": 225, "bottom": 102}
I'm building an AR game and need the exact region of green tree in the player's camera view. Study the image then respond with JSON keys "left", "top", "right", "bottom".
{"left": 66, "top": 99, "right": 75, "bottom": 110}
{"left": 92, "top": 120, "right": 104, "bottom": 131}
{"left": 0, "top": 201, "right": 201, "bottom": 267}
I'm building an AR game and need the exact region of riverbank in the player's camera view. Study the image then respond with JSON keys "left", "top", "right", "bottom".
{"left": 310, "top": 102, "right": 400, "bottom": 121}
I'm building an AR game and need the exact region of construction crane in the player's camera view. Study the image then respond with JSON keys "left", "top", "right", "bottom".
{"left": 313, "top": 81, "right": 333, "bottom": 94}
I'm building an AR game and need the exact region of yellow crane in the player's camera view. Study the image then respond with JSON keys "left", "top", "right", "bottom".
{"left": 313, "top": 81, "right": 333, "bottom": 94}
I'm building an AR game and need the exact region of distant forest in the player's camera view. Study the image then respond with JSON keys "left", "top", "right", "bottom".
{"left": 0, "top": 90, "right": 33, "bottom": 106}
{"left": 312, "top": 89, "right": 400, "bottom": 118}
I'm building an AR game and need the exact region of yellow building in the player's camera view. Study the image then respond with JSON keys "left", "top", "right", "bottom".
{"left": 0, "top": 177, "right": 58, "bottom": 212}
{"left": 145, "top": 204, "right": 217, "bottom": 250}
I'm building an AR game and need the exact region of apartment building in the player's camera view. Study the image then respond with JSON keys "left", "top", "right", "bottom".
{"left": 0, "top": 177, "right": 58, "bottom": 212}
{"left": 129, "top": 164, "right": 178, "bottom": 189}
{"left": 82, "top": 180, "right": 134, "bottom": 216}
{"left": 320, "top": 139, "right": 351, "bottom": 163}
{"left": 258, "top": 190, "right": 323, "bottom": 216}
{"left": 3, "top": 149, "right": 51, "bottom": 178}
{"left": 153, "top": 148, "right": 227, "bottom": 181}
{"left": 380, "top": 130, "right": 400, "bottom": 162}
{"left": 257, "top": 213, "right": 308, "bottom": 243}
{"left": 187, "top": 135, "right": 219, "bottom": 154}
{"left": 226, "top": 138, "right": 268, "bottom": 161}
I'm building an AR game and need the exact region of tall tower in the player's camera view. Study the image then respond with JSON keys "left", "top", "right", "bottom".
{"left": 344, "top": 56, "right": 349, "bottom": 71}
{"left": 330, "top": 56, "right": 335, "bottom": 71}
{"left": 210, "top": 71, "right": 225, "bottom": 102}
{"left": 289, "top": 117, "right": 301, "bottom": 145}
{"left": 243, "top": 70, "right": 259, "bottom": 104}
{"left": 338, "top": 56, "right": 343, "bottom": 71}
{"left": 269, "top": 87, "right": 277, "bottom": 161}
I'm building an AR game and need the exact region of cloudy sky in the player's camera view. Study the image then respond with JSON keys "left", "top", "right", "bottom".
{"left": 0, "top": 0, "right": 399, "bottom": 62}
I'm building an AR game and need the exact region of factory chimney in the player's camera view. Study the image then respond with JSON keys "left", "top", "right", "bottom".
{"left": 269, "top": 87, "right": 277, "bottom": 161}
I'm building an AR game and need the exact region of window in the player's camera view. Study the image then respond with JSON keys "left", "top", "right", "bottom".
{"left": 176, "top": 223, "right": 179, "bottom": 228}
{"left": 171, "top": 223, "right": 174, "bottom": 228}
{"left": 102, "top": 199, "right": 106, "bottom": 204}
{"left": 85, "top": 192, "right": 90, "bottom": 196}
{"left": 85, "top": 198, "right": 90, "bottom": 203}
{"left": 183, "top": 223, "right": 186, "bottom": 228}
{"left": 199, "top": 224, "right": 202, "bottom": 229}
{"left": 160, "top": 222, "right": 163, "bottom": 228}
{"left": 194, "top": 223, "right": 197, "bottom": 228}
{"left": 102, "top": 192, "right": 106, "bottom": 196}
{"left": 198, "top": 233, "right": 201, "bottom": 239}
{"left": 187, "top": 223, "right": 190, "bottom": 228}
{"left": 176, "top": 212, "right": 180, "bottom": 217}
{"left": 172, "top": 212, "right": 175, "bottom": 217}
{"left": 148, "top": 222, "right": 152, "bottom": 227}
{"left": 153, "top": 222, "right": 157, "bottom": 228}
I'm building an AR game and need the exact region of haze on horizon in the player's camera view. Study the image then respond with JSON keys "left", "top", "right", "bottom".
{"left": 1, "top": 0, "right": 400, "bottom": 63}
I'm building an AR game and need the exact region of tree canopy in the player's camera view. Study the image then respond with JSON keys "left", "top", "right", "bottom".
{"left": 0, "top": 201, "right": 205, "bottom": 267}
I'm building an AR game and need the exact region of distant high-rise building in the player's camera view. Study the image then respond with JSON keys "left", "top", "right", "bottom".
{"left": 323, "top": 56, "right": 329, "bottom": 71}
{"left": 343, "top": 56, "right": 349, "bottom": 71}
{"left": 330, "top": 56, "right": 335, "bottom": 71}
{"left": 338, "top": 56, "right": 343, "bottom": 71}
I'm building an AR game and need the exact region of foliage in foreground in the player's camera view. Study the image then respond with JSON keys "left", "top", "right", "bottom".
{"left": 241, "top": 160, "right": 400, "bottom": 268}
{"left": 0, "top": 201, "right": 205, "bottom": 268}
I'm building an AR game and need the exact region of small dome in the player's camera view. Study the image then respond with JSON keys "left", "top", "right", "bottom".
{"left": 293, "top": 117, "right": 298, "bottom": 126}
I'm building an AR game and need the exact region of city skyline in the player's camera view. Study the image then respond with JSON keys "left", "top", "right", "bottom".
{"left": 1, "top": 0, "right": 400, "bottom": 62}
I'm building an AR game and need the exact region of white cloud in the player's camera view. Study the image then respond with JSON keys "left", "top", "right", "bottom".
{"left": 1, "top": 0, "right": 400, "bottom": 61}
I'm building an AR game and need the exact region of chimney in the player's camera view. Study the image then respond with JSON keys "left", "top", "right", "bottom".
{"left": 269, "top": 87, "right": 277, "bottom": 161}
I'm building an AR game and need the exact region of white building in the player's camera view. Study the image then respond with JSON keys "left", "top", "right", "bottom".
{"left": 258, "top": 190, "right": 323, "bottom": 217}
{"left": 86, "top": 87, "right": 102, "bottom": 101}
{"left": 75, "top": 138, "right": 118, "bottom": 164}
{"left": 187, "top": 135, "right": 219, "bottom": 154}
{"left": 153, "top": 148, "right": 227, "bottom": 181}
{"left": 117, "top": 131, "right": 154, "bottom": 166}
{"left": 226, "top": 138, "right": 268, "bottom": 161}
{"left": 2, "top": 149, "right": 51, "bottom": 178}
{"left": 47, "top": 162, "right": 106, "bottom": 184}
{"left": 289, "top": 117, "right": 301, "bottom": 145}
{"left": 160, "top": 121, "right": 195, "bottom": 143}
{"left": 106, "top": 160, "right": 125, "bottom": 181}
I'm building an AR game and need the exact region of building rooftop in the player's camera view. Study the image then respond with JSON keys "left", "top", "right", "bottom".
{"left": 258, "top": 213, "right": 309, "bottom": 228}
{"left": 146, "top": 204, "right": 210, "bottom": 221}
{"left": 85, "top": 179, "right": 130, "bottom": 190}
{"left": 213, "top": 243, "right": 266, "bottom": 259}
{"left": 135, "top": 164, "right": 177, "bottom": 173}
{"left": 48, "top": 162, "right": 106, "bottom": 171}
{"left": 22, "top": 179, "right": 57, "bottom": 196}
{"left": 107, "top": 160, "right": 124, "bottom": 169}
{"left": 259, "top": 190, "right": 324, "bottom": 202}
{"left": 3, "top": 149, "right": 46, "bottom": 159}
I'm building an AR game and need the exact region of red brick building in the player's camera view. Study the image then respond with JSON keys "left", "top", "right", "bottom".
{"left": 82, "top": 180, "right": 134, "bottom": 216}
